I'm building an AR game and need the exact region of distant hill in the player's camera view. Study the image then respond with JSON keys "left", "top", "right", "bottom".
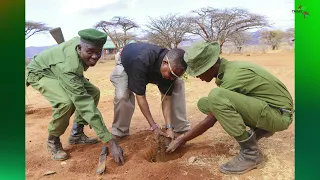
{"left": 25, "top": 31, "right": 263, "bottom": 58}
{"left": 179, "top": 31, "right": 261, "bottom": 48}
{"left": 26, "top": 45, "right": 56, "bottom": 59}
{"left": 248, "top": 30, "right": 262, "bottom": 45}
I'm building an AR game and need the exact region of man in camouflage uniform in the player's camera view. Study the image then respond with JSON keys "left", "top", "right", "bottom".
{"left": 166, "top": 41, "right": 293, "bottom": 174}
{"left": 26, "top": 29, "right": 124, "bottom": 164}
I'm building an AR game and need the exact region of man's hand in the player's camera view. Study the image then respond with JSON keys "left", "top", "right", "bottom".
{"left": 166, "top": 112, "right": 218, "bottom": 153}
{"left": 166, "top": 128, "right": 175, "bottom": 140}
{"left": 153, "top": 126, "right": 168, "bottom": 138}
{"left": 166, "top": 133, "right": 186, "bottom": 153}
{"left": 106, "top": 139, "right": 124, "bottom": 165}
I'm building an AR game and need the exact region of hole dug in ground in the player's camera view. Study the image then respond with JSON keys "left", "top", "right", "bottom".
{"left": 144, "top": 135, "right": 185, "bottom": 163}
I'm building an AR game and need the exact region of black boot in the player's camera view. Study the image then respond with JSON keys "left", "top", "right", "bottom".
{"left": 47, "top": 135, "right": 68, "bottom": 161}
{"left": 219, "top": 131, "right": 265, "bottom": 174}
{"left": 68, "top": 122, "right": 98, "bottom": 144}
{"left": 254, "top": 128, "right": 275, "bottom": 141}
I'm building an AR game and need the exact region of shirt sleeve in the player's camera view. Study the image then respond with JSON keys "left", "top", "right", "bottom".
{"left": 127, "top": 61, "right": 148, "bottom": 95}
{"left": 58, "top": 71, "right": 112, "bottom": 143}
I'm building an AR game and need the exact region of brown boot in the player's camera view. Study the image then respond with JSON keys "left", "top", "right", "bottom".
{"left": 254, "top": 128, "right": 275, "bottom": 141}
{"left": 68, "top": 122, "right": 98, "bottom": 144}
{"left": 219, "top": 131, "right": 265, "bottom": 174}
{"left": 47, "top": 135, "right": 68, "bottom": 161}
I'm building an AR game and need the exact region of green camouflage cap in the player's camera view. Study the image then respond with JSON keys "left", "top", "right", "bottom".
{"left": 184, "top": 41, "right": 220, "bottom": 77}
{"left": 78, "top": 28, "right": 107, "bottom": 47}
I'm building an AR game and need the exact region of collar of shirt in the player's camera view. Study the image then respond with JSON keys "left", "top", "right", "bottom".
{"left": 215, "top": 58, "right": 229, "bottom": 86}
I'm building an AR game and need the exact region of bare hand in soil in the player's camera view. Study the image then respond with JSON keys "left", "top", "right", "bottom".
{"left": 166, "top": 134, "right": 186, "bottom": 153}
{"left": 166, "top": 128, "right": 175, "bottom": 140}
{"left": 153, "top": 127, "right": 169, "bottom": 139}
{"left": 107, "top": 139, "right": 125, "bottom": 165}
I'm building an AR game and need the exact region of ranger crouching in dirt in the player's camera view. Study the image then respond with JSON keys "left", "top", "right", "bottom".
{"left": 166, "top": 41, "right": 294, "bottom": 174}
{"left": 110, "top": 42, "right": 191, "bottom": 141}
{"left": 26, "top": 28, "right": 124, "bottom": 164}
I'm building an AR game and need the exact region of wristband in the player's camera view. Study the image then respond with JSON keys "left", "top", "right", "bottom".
{"left": 150, "top": 123, "right": 159, "bottom": 131}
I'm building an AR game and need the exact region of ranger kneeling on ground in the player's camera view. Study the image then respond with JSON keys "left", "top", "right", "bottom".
{"left": 166, "top": 41, "right": 294, "bottom": 174}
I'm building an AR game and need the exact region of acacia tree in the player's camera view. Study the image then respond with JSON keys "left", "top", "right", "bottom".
{"left": 145, "top": 32, "right": 171, "bottom": 48}
{"left": 145, "top": 14, "right": 191, "bottom": 48}
{"left": 229, "top": 31, "right": 252, "bottom": 52}
{"left": 260, "top": 30, "right": 285, "bottom": 50}
{"left": 25, "top": 21, "right": 50, "bottom": 40}
{"left": 94, "top": 17, "right": 139, "bottom": 50}
{"left": 188, "top": 7, "right": 269, "bottom": 52}
{"left": 285, "top": 28, "right": 294, "bottom": 45}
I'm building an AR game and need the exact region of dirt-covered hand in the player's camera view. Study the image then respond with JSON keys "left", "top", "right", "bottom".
{"left": 166, "top": 134, "right": 185, "bottom": 153}
{"left": 107, "top": 139, "right": 124, "bottom": 165}
{"left": 153, "top": 127, "right": 168, "bottom": 138}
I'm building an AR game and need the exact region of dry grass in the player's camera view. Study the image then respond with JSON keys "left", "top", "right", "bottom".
{"left": 222, "top": 44, "right": 294, "bottom": 55}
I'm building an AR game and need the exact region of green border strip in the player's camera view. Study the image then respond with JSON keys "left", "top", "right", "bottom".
{"left": 295, "top": 0, "right": 320, "bottom": 179}
{"left": 0, "top": 0, "right": 26, "bottom": 179}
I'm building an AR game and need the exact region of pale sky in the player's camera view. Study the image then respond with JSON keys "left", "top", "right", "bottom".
{"left": 26, "top": 0, "right": 294, "bottom": 47}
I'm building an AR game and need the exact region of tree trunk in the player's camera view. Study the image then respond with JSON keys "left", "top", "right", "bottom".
{"left": 219, "top": 43, "right": 224, "bottom": 54}
{"left": 102, "top": 28, "right": 119, "bottom": 50}
{"left": 124, "top": 31, "right": 127, "bottom": 45}
{"left": 219, "top": 39, "right": 226, "bottom": 54}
